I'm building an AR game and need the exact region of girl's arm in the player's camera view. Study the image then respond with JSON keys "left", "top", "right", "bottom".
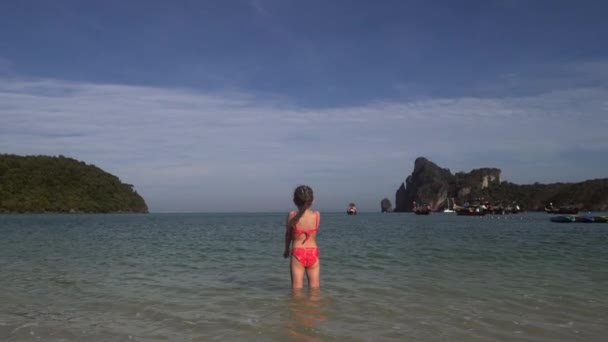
{"left": 283, "top": 211, "right": 295, "bottom": 258}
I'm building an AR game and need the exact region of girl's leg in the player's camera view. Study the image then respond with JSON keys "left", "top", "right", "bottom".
{"left": 290, "top": 257, "right": 305, "bottom": 289}
{"left": 306, "top": 260, "right": 320, "bottom": 288}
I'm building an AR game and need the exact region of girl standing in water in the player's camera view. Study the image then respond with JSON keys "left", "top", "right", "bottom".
{"left": 283, "top": 185, "right": 320, "bottom": 289}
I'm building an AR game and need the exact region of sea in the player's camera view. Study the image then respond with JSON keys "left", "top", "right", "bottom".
{"left": 0, "top": 212, "right": 607, "bottom": 341}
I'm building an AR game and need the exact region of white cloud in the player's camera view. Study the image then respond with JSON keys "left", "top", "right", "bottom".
{"left": 1, "top": 78, "right": 607, "bottom": 211}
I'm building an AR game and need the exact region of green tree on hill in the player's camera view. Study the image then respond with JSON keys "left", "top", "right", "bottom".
{"left": 0, "top": 154, "right": 148, "bottom": 213}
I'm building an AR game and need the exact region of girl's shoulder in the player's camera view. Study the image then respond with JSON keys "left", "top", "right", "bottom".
{"left": 287, "top": 210, "right": 320, "bottom": 218}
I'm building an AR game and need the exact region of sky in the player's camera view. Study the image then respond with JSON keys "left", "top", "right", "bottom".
{"left": 1, "top": 0, "right": 607, "bottom": 212}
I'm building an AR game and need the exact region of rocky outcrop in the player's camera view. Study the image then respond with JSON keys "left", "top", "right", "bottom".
{"left": 454, "top": 167, "right": 501, "bottom": 199}
{"left": 394, "top": 157, "right": 608, "bottom": 212}
{"left": 380, "top": 198, "right": 392, "bottom": 212}
{"left": 396, "top": 157, "right": 454, "bottom": 211}
{"left": 395, "top": 157, "right": 501, "bottom": 212}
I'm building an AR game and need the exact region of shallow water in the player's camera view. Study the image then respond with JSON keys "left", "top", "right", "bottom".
{"left": 1, "top": 212, "right": 607, "bottom": 341}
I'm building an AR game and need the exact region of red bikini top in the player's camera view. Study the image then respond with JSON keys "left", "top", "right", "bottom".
{"left": 292, "top": 211, "right": 319, "bottom": 243}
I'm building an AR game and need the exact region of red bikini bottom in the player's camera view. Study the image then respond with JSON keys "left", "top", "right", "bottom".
{"left": 291, "top": 247, "right": 319, "bottom": 268}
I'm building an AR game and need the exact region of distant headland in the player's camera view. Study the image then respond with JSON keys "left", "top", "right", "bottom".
{"left": 392, "top": 157, "right": 608, "bottom": 212}
{"left": 0, "top": 154, "right": 148, "bottom": 213}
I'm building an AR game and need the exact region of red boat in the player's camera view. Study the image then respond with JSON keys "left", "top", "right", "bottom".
{"left": 347, "top": 203, "right": 357, "bottom": 215}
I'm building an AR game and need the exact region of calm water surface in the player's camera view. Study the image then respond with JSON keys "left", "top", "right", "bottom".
{"left": 1, "top": 212, "right": 607, "bottom": 341}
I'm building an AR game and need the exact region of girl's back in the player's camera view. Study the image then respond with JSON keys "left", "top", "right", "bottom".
{"left": 291, "top": 210, "right": 319, "bottom": 246}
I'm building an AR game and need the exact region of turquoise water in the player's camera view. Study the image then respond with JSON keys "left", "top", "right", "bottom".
{"left": 1, "top": 212, "right": 607, "bottom": 341}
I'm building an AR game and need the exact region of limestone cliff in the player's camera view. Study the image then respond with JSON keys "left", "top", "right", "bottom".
{"left": 394, "top": 157, "right": 608, "bottom": 212}
{"left": 395, "top": 157, "right": 461, "bottom": 212}
{"left": 380, "top": 198, "right": 392, "bottom": 212}
{"left": 454, "top": 167, "right": 501, "bottom": 199}
{"left": 394, "top": 157, "right": 501, "bottom": 212}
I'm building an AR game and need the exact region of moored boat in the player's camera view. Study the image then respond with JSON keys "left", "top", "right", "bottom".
{"left": 510, "top": 204, "right": 521, "bottom": 214}
{"left": 550, "top": 215, "right": 608, "bottom": 223}
{"left": 455, "top": 206, "right": 485, "bottom": 216}
{"left": 545, "top": 203, "right": 579, "bottom": 214}
{"left": 593, "top": 216, "right": 608, "bottom": 223}
{"left": 443, "top": 198, "right": 455, "bottom": 213}
{"left": 574, "top": 216, "right": 594, "bottom": 223}
{"left": 347, "top": 203, "right": 357, "bottom": 215}
{"left": 413, "top": 201, "right": 431, "bottom": 215}
{"left": 550, "top": 215, "right": 576, "bottom": 223}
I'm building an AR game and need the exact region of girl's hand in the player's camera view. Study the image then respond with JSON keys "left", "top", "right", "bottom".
{"left": 283, "top": 250, "right": 290, "bottom": 258}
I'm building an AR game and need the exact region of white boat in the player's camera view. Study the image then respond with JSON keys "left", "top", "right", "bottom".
{"left": 443, "top": 198, "right": 455, "bottom": 213}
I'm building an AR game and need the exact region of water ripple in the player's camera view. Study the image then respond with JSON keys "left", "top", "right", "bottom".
{"left": 0, "top": 212, "right": 607, "bottom": 341}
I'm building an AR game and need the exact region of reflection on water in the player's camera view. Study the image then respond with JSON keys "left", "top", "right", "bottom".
{"left": 286, "top": 288, "right": 327, "bottom": 341}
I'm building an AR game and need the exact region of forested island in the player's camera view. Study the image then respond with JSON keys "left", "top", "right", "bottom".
{"left": 394, "top": 157, "right": 608, "bottom": 212}
{"left": 0, "top": 154, "right": 148, "bottom": 213}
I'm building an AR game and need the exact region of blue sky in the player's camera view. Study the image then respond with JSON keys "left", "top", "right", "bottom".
{"left": 1, "top": 0, "right": 607, "bottom": 212}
